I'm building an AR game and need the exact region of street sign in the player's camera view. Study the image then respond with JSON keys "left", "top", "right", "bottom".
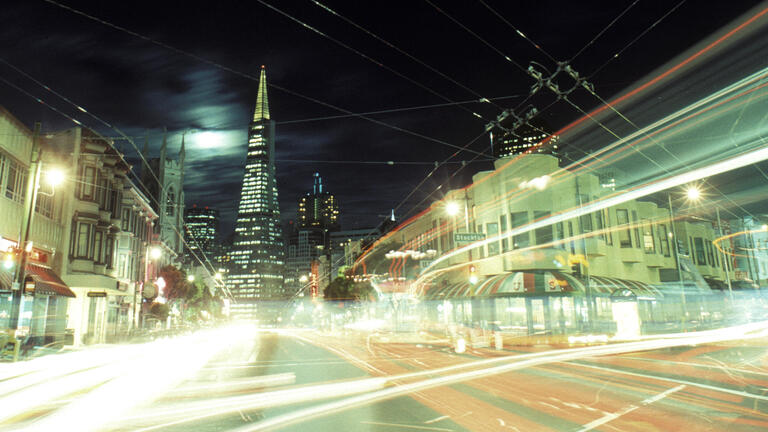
{"left": 454, "top": 232, "right": 486, "bottom": 243}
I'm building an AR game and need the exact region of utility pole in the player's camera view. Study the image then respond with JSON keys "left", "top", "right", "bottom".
{"left": 714, "top": 207, "right": 733, "bottom": 302}
{"left": 668, "top": 193, "right": 687, "bottom": 331}
{"left": 9, "top": 123, "right": 42, "bottom": 331}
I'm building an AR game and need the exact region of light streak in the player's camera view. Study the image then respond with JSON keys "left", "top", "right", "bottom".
{"left": 418, "top": 141, "right": 768, "bottom": 284}
{"left": 233, "top": 321, "right": 768, "bottom": 431}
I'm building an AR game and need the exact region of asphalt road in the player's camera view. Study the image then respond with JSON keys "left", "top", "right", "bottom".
{"left": 3, "top": 325, "right": 768, "bottom": 431}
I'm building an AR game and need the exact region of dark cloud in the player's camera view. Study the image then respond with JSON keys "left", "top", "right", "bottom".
{"left": 0, "top": 0, "right": 764, "bottom": 236}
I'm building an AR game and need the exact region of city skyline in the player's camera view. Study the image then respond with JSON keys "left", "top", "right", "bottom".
{"left": 1, "top": 1, "right": 764, "bottom": 237}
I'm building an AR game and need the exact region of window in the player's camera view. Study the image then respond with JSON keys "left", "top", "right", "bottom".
{"left": 500, "top": 215, "right": 509, "bottom": 252}
{"left": 616, "top": 209, "right": 632, "bottom": 248}
{"left": 94, "top": 231, "right": 103, "bottom": 263}
{"left": 35, "top": 193, "right": 53, "bottom": 218}
{"left": 705, "top": 239, "right": 714, "bottom": 266}
{"left": 632, "top": 211, "right": 641, "bottom": 249}
{"left": 594, "top": 210, "right": 605, "bottom": 241}
{"left": 603, "top": 209, "right": 612, "bottom": 245}
{"left": 534, "top": 211, "right": 552, "bottom": 245}
{"left": 694, "top": 237, "right": 706, "bottom": 265}
{"left": 81, "top": 166, "right": 95, "bottom": 199}
{"left": 166, "top": 187, "right": 175, "bottom": 216}
{"left": 567, "top": 221, "right": 575, "bottom": 254}
{"left": 76, "top": 223, "right": 92, "bottom": 258}
{"left": 510, "top": 212, "right": 529, "bottom": 248}
{"left": 658, "top": 224, "right": 670, "bottom": 256}
{"left": 642, "top": 220, "right": 655, "bottom": 253}
{"left": 487, "top": 222, "right": 499, "bottom": 256}
{"left": 122, "top": 208, "right": 131, "bottom": 231}
{"left": 555, "top": 222, "right": 565, "bottom": 250}
{"left": 104, "top": 236, "right": 115, "bottom": 268}
{"left": 5, "top": 159, "right": 27, "bottom": 203}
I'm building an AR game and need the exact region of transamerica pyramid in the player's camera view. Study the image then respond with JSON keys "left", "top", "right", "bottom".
{"left": 227, "top": 66, "right": 286, "bottom": 318}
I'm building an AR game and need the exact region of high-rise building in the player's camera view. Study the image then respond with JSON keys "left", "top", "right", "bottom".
{"left": 184, "top": 205, "right": 219, "bottom": 265}
{"left": 227, "top": 66, "right": 285, "bottom": 316}
{"left": 285, "top": 173, "right": 341, "bottom": 298}
{"left": 297, "top": 173, "right": 340, "bottom": 231}
{"left": 492, "top": 121, "right": 560, "bottom": 159}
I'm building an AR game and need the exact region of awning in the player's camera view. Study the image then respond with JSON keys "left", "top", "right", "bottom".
{"left": 477, "top": 271, "right": 584, "bottom": 296}
{"left": 588, "top": 276, "right": 663, "bottom": 299}
{"left": 23, "top": 263, "right": 76, "bottom": 298}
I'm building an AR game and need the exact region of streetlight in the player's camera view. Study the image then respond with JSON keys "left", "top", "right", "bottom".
{"left": 187, "top": 274, "right": 195, "bottom": 282}
{"left": 9, "top": 123, "right": 65, "bottom": 332}
{"left": 667, "top": 190, "right": 688, "bottom": 330}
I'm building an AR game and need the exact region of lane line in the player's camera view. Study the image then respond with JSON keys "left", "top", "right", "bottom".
{"left": 577, "top": 385, "right": 686, "bottom": 432}
{"left": 568, "top": 361, "right": 768, "bottom": 401}
{"left": 360, "top": 420, "right": 454, "bottom": 431}
{"left": 424, "top": 415, "right": 450, "bottom": 424}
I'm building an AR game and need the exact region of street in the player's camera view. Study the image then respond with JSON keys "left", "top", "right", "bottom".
{"left": 2, "top": 322, "right": 768, "bottom": 431}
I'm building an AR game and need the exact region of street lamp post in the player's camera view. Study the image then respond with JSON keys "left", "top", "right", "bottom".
{"left": 668, "top": 192, "right": 687, "bottom": 330}
{"left": 8, "top": 124, "right": 43, "bottom": 332}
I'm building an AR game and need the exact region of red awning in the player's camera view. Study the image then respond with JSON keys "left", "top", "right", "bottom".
{"left": 24, "top": 263, "right": 76, "bottom": 298}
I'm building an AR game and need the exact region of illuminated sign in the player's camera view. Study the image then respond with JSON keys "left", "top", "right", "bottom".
{"left": 454, "top": 233, "right": 486, "bottom": 243}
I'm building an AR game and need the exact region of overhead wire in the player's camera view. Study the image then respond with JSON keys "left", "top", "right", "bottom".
{"left": 568, "top": 0, "right": 641, "bottom": 63}
{"left": 588, "top": 0, "right": 688, "bottom": 79}
{"left": 256, "top": 0, "right": 494, "bottom": 123}
{"left": 0, "top": 58, "right": 231, "bottom": 299}
{"left": 309, "top": 0, "right": 505, "bottom": 110}
{"left": 40, "top": 0, "right": 492, "bottom": 159}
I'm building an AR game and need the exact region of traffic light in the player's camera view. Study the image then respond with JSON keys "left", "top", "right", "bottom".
{"left": 468, "top": 265, "right": 478, "bottom": 285}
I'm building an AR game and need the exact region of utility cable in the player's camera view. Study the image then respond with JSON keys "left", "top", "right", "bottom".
{"left": 568, "top": 0, "right": 641, "bottom": 63}
{"left": 40, "top": 0, "right": 491, "bottom": 159}
{"left": 257, "top": 0, "right": 493, "bottom": 123}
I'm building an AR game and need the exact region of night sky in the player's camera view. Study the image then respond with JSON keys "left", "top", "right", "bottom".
{"left": 0, "top": 0, "right": 764, "bottom": 235}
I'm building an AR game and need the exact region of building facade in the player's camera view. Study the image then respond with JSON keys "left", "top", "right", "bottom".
{"left": 363, "top": 153, "right": 732, "bottom": 336}
{"left": 227, "top": 66, "right": 286, "bottom": 317}
{"left": 140, "top": 132, "right": 185, "bottom": 261}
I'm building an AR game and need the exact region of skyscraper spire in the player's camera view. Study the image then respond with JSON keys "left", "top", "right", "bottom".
{"left": 253, "top": 65, "right": 270, "bottom": 122}
{"left": 228, "top": 64, "right": 285, "bottom": 315}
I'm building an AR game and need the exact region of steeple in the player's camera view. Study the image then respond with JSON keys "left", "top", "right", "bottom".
{"left": 160, "top": 127, "right": 168, "bottom": 165}
{"left": 253, "top": 65, "right": 270, "bottom": 122}
{"left": 179, "top": 131, "right": 186, "bottom": 167}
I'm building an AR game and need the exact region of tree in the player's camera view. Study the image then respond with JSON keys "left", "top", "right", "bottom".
{"left": 324, "top": 277, "right": 377, "bottom": 301}
{"left": 158, "top": 265, "right": 191, "bottom": 302}
{"left": 149, "top": 302, "right": 169, "bottom": 321}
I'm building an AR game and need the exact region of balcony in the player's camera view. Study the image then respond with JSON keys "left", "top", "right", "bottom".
{"left": 503, "top": 248, "right": 570, "bottom": 272}
{"left": 583, "top": 238, "right": 607, "bottom": 257}
{"left": 620, "top": 248, "right": 644, "bottom": 263}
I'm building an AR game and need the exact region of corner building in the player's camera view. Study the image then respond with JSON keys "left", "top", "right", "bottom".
{"left": 227, "top": 66, "right": 285, "bottom": 318}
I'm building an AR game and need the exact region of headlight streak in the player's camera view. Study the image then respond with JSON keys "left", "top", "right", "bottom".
{"left": 163, "top": 373, "right": 296, "bottom": 398}
{"left": 22, "top": 328, "right": 244, "bottom": 432}
{"left": 232, "top": 321, "right": 768, "bottom": 432}
{"left": 0, "top": 325, "right": 257, "bottom": 432}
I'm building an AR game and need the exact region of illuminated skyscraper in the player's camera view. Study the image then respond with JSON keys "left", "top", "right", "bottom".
{"left": 297, "top": 173, "right": 340, "bottom": 231}
{"left": 184, "top": 204, "right": 219, "bottom": 264}
{"left": 227, "top": 66, "right": 285, "bottom": 316}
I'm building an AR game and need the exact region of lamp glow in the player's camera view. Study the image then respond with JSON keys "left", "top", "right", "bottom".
{"left": 445, "top": 201, "right": 461, "bottom": 216}
{"left": 685, "top": 186, "right": 701, "bottom": 201}
{"left": 44, "top": 168, "right": 65, "bottom": 187}
{"left": 149, "top": 247, "right": 162, "bottom": 260}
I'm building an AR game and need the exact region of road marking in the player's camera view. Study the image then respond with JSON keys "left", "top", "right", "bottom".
{"left": 360, "top": 421, "right": 454, "bottom": 431}
{"left": 568, "top": 361, "right": 768, "bottom": 401}
{"left": 424, "top": 415, "right": 449, "bottom": 424}
{"left": 577, "top": 385, "right": 686, "bottom": 432}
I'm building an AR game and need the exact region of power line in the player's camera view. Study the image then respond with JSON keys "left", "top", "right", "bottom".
{"left": 568, "top": 0, "right": 641, "bottom": 63}
{"left": 588, "top": 0, "right": 688, "bottom": 79}
{"left": 40, "top": 0, "right": 491, "bottom": 159}
{"left": 476, "top": 0, "right": 558, "bottom": 64}
{"left": 0, "top": 59, "right": 230, "bottom": 298}
{"left": 256, "top": 0, "right": 493, "bottom": 123}
{"left": 310, "top": 0, "right": 504, "bottom": 110}
{"left": 424, "top": 0, "right": 528, "bottom": 74}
